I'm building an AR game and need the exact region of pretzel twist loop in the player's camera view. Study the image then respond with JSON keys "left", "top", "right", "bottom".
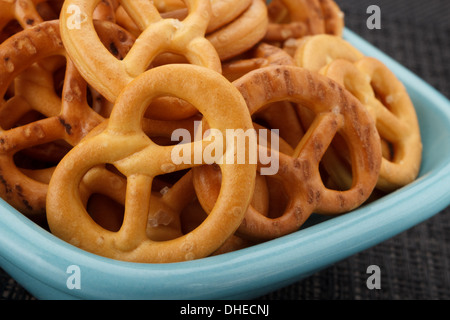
{"left": 0, "top": 20, "right": 134, "bottom": 218}
{"left": 194, "top": 65, "right": 382, "bottom": 241}
{"left": 46, "top": 64, "right": 256, "bottom": 263}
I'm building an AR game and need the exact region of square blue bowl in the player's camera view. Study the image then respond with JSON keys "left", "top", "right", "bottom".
{"left": 1, "top": 28, "right": 449, "bottom": 300}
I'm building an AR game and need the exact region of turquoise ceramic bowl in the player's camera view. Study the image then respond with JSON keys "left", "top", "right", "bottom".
{"left": 1, "top": 28, "right": 449, "bottom": 300}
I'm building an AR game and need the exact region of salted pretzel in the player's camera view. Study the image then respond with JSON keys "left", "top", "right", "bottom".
{"left": 60, "top": 0, "right": 222, "bottom": 104}
{"left": 294, "top": 34, "right": 364, "bottom": 72}
{"left": 46, "top": 64, "right": 257, "bottom": 263}
{"left": 180, "top": 196, "right": 259, "bottom": 256}
{"left": 190, "top": 121, "right": 292, "bottom": 241}
{"left": 254, "top": 100, "right": 304, "bottom": 148}
{"left": 194, "top": 65, "right": 382, "bottom": 241}
{"left": 320, "top": 58, "right": 422, "bottom": 191}
{"left": 0, "top": 20, "right": 136, "bottom": 219}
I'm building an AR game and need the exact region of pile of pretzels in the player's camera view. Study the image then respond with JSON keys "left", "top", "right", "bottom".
{"left": 0, "top": 0, "right": 422, "bottom": 263}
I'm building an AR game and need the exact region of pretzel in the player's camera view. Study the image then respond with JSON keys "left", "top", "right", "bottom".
{"left": 60, "top": 0, "right": 222, "bottom": 104}
{"left": 194, "top": 65, "right": 382, "bottom": 241}
{"left": 79, "top": 165, "right": 198, "bottom": 241}
{"left": 206, "top": 0, "right": 268, "bottom": 61}
{"left": 115, "top": 0, "right": 258, "bottom": 62}
{"left": 264, "top": 0, "right": 327, "bottom": 42}
{"left": 0, "top": 0, "right": 45, "bottom": 31}
{"left": 294, "top": 34, "right": 422, "bottom": 191}
{"left": 320, "top": 58, "right": 422, "bottom": 191}
{"left": 46, "top": 64, "right": 257, "bottom": 263}
{"left": 319, "top": 0, "right": 344, "bottom": 36}
{"left": 0, "top": 20, "right": 135, "bottom": 219}
{"left": 294, "top": 34, "right": 364, "bottom": 72}
{"left": 222, "top": 42, "right": 295, "bottom": 81}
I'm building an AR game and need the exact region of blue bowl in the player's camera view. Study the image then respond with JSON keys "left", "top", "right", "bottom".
{"left": 1, "top": 29, "right": 450, "bottom": 300}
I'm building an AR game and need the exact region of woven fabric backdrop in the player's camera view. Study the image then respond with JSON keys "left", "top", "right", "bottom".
{"left": 1, "top": 0, "right": 449, "bottom": 300}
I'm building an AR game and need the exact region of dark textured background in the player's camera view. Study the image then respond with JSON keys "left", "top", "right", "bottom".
{"left": 1, "top": 0, "right": 450, "bottom": 300}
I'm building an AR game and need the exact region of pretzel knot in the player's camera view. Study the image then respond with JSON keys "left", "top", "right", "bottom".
{"left": 60, "top": 0, "right": 221, "bottom": 103}
{"left": 46, "top": 64, "right": 257, "bottom": 263}
{"left": 193, "top": 65, "right": 382, "bottom": 241}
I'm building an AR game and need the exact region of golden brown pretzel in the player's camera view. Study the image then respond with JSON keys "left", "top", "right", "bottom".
{"left": 60, "top": 0, "right": 221, "bottom": 103}
{"left": 265, "top": 0, "right": 326, "bottom": 42}
{"left": 46, "top": 64, "right": 256, "bottom": 263}
{"left": 0, "top": 20, "right": 134, "bottom": 219}
{"left": 115, "top": 0, "right": 258, "bottom": 62}
{"left": 194, "top": 65, "right": 382, "bottom": 241}
{"left": 0, "top": 0, "right": 46, "bottom": 31}
{"left": 320, "top": 58, "right": 422, "bottom": 191}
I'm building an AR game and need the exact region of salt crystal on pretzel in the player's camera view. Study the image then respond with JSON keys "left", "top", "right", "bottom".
{"left": 321, "top": 58, "right": 423, "bottom": 191}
